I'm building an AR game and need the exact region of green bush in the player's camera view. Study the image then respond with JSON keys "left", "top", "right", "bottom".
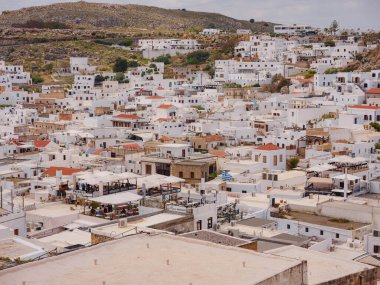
{"left": 13, "top": 20, "right": 69, "bottom": 29}
{"left": 113, "top": 58, "right": 128, "bottom": 73}
{"left": 186, "top": 51, "right": 210, "bottom": 65}
{"left": 154, "top": 55, "right": 171, "bottom": 65}
{"left": 324, "top": 67, "right": 338, "bottom": 74}
{"left": 31, "top": 73, "right": 43, "bottom": 84}
{"left": 118, "top": 38, "right": 133, "bottom": 47}
{"left": 287, "top": 157, "right": 300, "bottom": 170}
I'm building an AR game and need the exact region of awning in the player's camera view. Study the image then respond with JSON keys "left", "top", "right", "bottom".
{"left": 329, "top": 156, "right": 367, "bottom": 164}
{"left": 88, "top": 191, "right": 142, "bottom": 205}
{"left": 332, "top": 173, "right": 360, "bottom": 181}
{"left": 307, "top": 177, "right": 333, "bottom": 185}
{"left": 136, "top": 175, "right": 185, "bottom": 188}
{"left": 77, "top": 171, "right": 141, "bottom": 184}
{"left": 307, "top": 164, "right": 337, "bottom": 172}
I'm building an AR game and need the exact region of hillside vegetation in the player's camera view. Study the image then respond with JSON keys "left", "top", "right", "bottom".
{"left": 0, "top": 2, "right": 275, "bottom": 32}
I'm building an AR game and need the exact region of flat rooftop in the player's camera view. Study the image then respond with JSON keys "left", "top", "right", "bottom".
{"left": 0, "top": 234, "right": 303, "bottom": 285}
{"left": 285, "top": 211, "right": 369, "bottom": 230}
{"left": 181, "top": 230, "right": 249, "bottom": 246}
{"left": 266, "top": 246, "right": 373, "bottom": 285}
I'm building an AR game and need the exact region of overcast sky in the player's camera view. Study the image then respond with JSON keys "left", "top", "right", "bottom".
{"left": 0, "top": 0, "right": 379, "bottom": 30}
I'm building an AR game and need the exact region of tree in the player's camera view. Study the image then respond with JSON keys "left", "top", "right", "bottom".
{"left": 186, "top": 50, "right": 210, "bottom": 65}
{"left": 95, "top": 75, "right": 106, "bottom": 85}
{"left": 370, "top": 122, "right": 380, "bottom": 132}
{"left": 324, "top": 40, "right": 336, "bottom": 47}
{"left": 154, "top": 54, "right": 171, "bottom": 65}
{"left": 330, "top": 20, "right": 339, "bottom": 35}
{"left": 249, "top": 19, "right": 255, "bottom": 23}
{"left": 287, "top": 157, "right": 300, "bottom": 170}
{"left": 118, "top": 38, "right": 133, "bottom": 47}
{"left": 114, "top": 73, "right": 125, "bottom": 83}
{"left": 128, "top": 60, "right": 139, "bottom": 68}
{"left": 31, "top": 73, "right": 43, "bottom": 84}
{"left": 113, "top": 58, "right": 128, "bottom": 73}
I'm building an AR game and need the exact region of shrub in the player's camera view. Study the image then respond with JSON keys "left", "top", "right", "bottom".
{"left": 324, "top": 40, "right": 336, "bottom": 47}
{"left": 118, "top": 38, "right": 133, "bottom": 47}
{"left": 287, "top": 157, "right": 300, "bottom": 170}
{"left": 154, "top": 54, "right": 171, "bottom": 65}
{"left": 114, "top": 73, "right": 125, "bottom": 83}
{"left": 113, "top": 58, "right": 128, "bottom": 73}
{"left": 324, "top": 67, "right": 338, "bottom": 74}
{"left": 31, "top": 73, "right": 43, "bottom": 84}
{"left": 13, "top": 20, "right": 69, "bottom": 29}
{"left": 186, "top": 50, "right": 210, "bottom": 65}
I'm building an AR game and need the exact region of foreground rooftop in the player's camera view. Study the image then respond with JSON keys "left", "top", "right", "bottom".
{"left": 0, "top": 234, "right": 303, "bottom": 285}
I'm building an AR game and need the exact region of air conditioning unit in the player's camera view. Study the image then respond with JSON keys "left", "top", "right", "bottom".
{"left": 118, "top": 218, "right": 128, "bottom": 228}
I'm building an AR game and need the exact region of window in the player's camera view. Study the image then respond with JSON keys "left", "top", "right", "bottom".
{"left": 145, "top": 165, "right": 152, "bottom": 175}
{"left": 179, "top": 171, "right": 183, "bottom": 178}
{"left": 207, "top": 217, "right": 213, "bottom": 229}
{"left": 320, "top": 230, "right": 324, "bottom": 235}
{"left": 14, "top": 229, "right": 19, "bottom": 236}
{"left": 263, "top": 156, "right": 267, "bottom": 163}
{"left": 197, "top": 220, "right": 202, "bottom": 230}
{"left": 274, "top": 155, "right": 278, "bottom": 166}
{"left": 280, "top": 155, "right": 283, "bottom": 162}
{"left": 374, "top": 245, "right": 380, "bottom": 253}
{"left": 287, "top": 224, "right": 290, "bottom": 229}
{"left": 190, "top": 172, "right": 194, "bottom": 179}
{"left": 305, "top": 227, "right": 309, "bottom": 233}
{"left": 335, "top": 233, "right": 340, "bottom": 239}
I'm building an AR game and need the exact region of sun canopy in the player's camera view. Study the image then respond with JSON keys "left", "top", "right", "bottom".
{"left": 332, "top": 173, "right": 360, "bottom": 181}
{"left": 88, "top": 191, "right": 142, "bottom": 205}
{"left": 77, "top": 171, "right": 141, "bottom": 184}
{"left": 329, "top": 156, "right": 367, "bottom": 165}
{"left": 307, "top": 164, "right": 337, "bottom": 172}
{"left": 307, "top": 177, "right": 333, "bottom": 185}
{"left": 136, "top": 175, "right": 185, "bottom": 188}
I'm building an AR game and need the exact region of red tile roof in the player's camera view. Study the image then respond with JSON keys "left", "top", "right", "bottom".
{"left": 122, "top": 143, "right": 142, "bottom": 150}
{"left": 209, "top": 150, "right": 227, "bottom": 158}
{"left": 34, "top": 140, "right": 51, "bottom": 148}
{"left": 113, "top": 114, "right": 142, "bottom": 120}
{"left": 256, "top": 143, "right": 282, "bottom": 151}
{"left": 159, "top": 135, "right": 171, "bottom": 142}
{"left": 156, "top": 118, "right": 174, "bottom": 122}
{"left": 367, "top": 88, "right": 380, "bottom": 94}
{"left": 146, "top": 96, "right": 164, "bottom": 99}
{"left": 42, "top": 167, "right": 83, "bottom": 177}
{"left": 93, "top": 149, "right": 103, "bottom": 155}
{"left": 350, "top": 105, "right": 380, "bottom": 110}
{"left": 157, "top": 104, "right": 175, "bottom": 109}
{"left": 204, "top": 135, "right": 225, "bottom": 142}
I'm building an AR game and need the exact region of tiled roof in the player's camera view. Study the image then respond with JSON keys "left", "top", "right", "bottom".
{"left": 256, "top": 143, "right": 282, "bottom": 151}
{"left": 42, "top": 167, "right": 83, "bottom": 177}
{"left": 204, "top": 135, "right": 225, "bottom": 142}
{"left": 122, "top": 143, "right": 142, "bottom": 150}
{"left": 209, "top": 150, "right": 227, "bottom": 158}
{"left": 34, "top": 140, "right": 51, "bottom": 148}
{"left": 350, "top": 105, "right": 380, "bottom": 110}
{"left": 367, "top": 88, "right": 380, "bottom": 94}
{"left": 113, "top": 114, "right": 142, "bottom": 120}
{"left": 160, "top": 135, "right": 171, "bottom": 142}
{"left": 146, "top": 96, "right": 164, "bottom": 99}
{"left": 157, "top": 104, "right": 175, "bottom": 109}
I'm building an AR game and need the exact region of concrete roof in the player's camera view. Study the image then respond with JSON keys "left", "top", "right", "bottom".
{"left": 0, "top": 234, "right": 303, "bottom": 285}
{"left": 266, "top": 246, "right": 373, "bottom": 285}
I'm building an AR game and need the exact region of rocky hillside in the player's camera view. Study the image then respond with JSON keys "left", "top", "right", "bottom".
{"left": 343, "top": 45, "right": 380, "bottom": 72}
{"left": 0, "top": 1, "right": 275, "bottom": 32}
